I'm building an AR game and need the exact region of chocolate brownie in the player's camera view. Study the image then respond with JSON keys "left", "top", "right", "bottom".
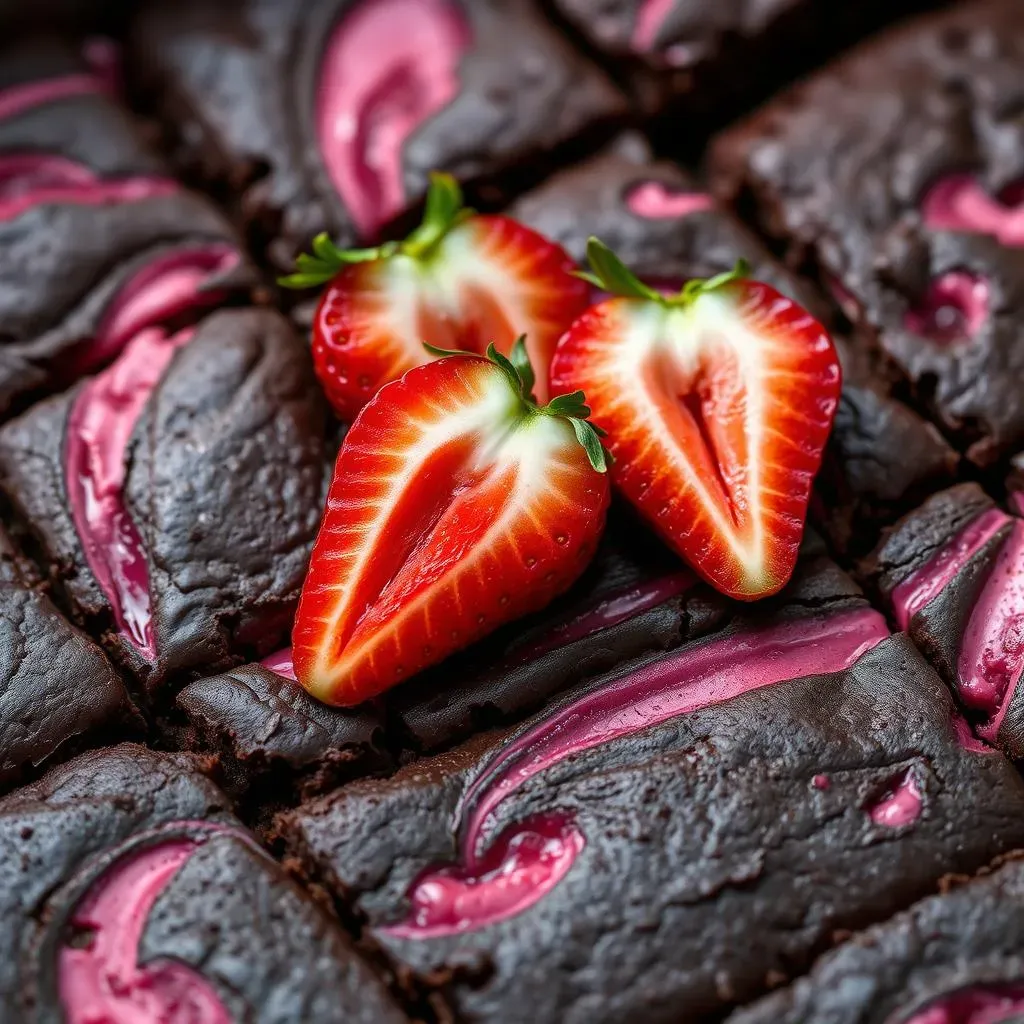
{"left": 282, "top": 556, "right": 1024, "bottom": 1022}
{"left": 549, "top": 0, "right": 937, "bottom": 121}
{"left": 176, "top": 659, "right": 388, "bottom": 799}
{"left": 0, "top": 37, "right": 258, "bottom": 418}
{"left": 866, "top": 483, "right": 1024, "bottom": 759}
{"left": 0, "top": 743, "right": 407, "bottom": 1023}
{"left": 510, "top": 134, "right": 956, "bottom": 556}
{"left": 0, "top": 526, "right": 138, "bottom": 789}
{"left": 711, "top": 0, "right": 1024, "bottom": 466}
{"left": 0, "top": 308, "right": 328, "bottom": 690}
{"left": 128, "top": 0, "right": 626, "bottom": 269}
{"left": 729, "top": 857, "right": 1024, "bottom": 1024}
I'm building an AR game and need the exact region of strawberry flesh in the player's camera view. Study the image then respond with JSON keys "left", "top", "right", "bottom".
{"left": 286, "top": 176, "right": 589, "bottom": 421}
{"left": 293, "top": 347, "right": 609, "bottom": 706}
{"left": 552, "top": 247, "right": 840, "bottom": 600}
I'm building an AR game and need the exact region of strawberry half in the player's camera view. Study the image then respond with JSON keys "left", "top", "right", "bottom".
{"left": 293, "top": 339, "right": 610, "bottom": 707}
{"left": 281, "top": 173, "right": 589, "bottom": 420}
{"left": 551, "top": 240, "right": 841, "bottom": 601}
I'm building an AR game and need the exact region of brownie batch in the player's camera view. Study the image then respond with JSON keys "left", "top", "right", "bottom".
{"left": 4, "top": 0, "right": 1024, "bottom": 1022}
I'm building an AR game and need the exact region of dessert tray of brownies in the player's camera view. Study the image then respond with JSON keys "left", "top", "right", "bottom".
{"left": 3, "top": 0, "right": 1024, "bottom": 1020}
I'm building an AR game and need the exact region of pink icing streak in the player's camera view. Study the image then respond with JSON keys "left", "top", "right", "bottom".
{"left": 951, "top": 709, "right": 995, "bottom": 754}
{"left": 904, "top": 271, "right": 990, "bottom": 344}
{"left": 66, "top": 327, "right": 195, "bottom": 658}
{"left": 0, "top": 72, "right": 106, "bottom": 123}
{"left": 316, "top": 0, "right": 471, "bottom": 239}
{"left": 58, "top": 832, "right": 231, "bottom": 1024}
{"left": 900, "top": 985, "right": 1024, "bottom": 1024}
{"left": 867, "top": 769, "right": 922, "bottom": 828}
{"left": 0, "top": 153, "right": 177, "bottom": 223}
{"left": 512, "top": 571, "right": 694, "bottom": 664}
{"left": 922, "top": 173, "right": 1024, "bottom": 246}
{"left": 626, "top": 181, "right": 713, "bottom": 219}
{"left": 385, "top": 814, "right": 583, "bottom": 939}
{"left": 959, "top": 521, "right": 1024, "bottom": 724}
{"left": 75, "top": 245, "right": 239, "bottom": 377}
{"left": 261, "top": 648, "right": 296, "bottom": 680}
{"left": 890, "top": 507, "right": 1010, "bottom": 631}
{"left": 384, "top": 608, "right": 889, "bottom": 938}
{"left": 632, "top": 0, "right": 675, "bottom": 52}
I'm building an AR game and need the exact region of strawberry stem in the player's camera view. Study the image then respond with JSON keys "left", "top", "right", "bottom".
{"left": 278, "top": 172, "right": 475, "bottom": 289}
{"left": 424, "top": 337, "right": 610, "bottom": 474}
{"left": 580, "top": 237, "right": 750, "bottom": 308}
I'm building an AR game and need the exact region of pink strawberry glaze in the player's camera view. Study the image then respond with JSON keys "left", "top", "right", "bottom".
{"left": 384, "top": 608, "right": 889, "bottom": 938}
{"left": 74, "top": 245, "right": 240, "bottom": 377}
{"left": 922, "top": 173, "right": 1024, "bottom": 246}
{"left": 900, "top": 985, "right": 1024, "bottom": 1024}
{"left": 632, "top": 0, "right": 676, "bottom": 52}
{"left": 316, "top": 0, "right": 471, "bottom": 239}
{"left": 867, "top": 769, "right": 922, "bottom": 828}
{"left": 0, "top": 153, "right": 178, "bottom": 224}
{"left": 959, "top": 521, "right": 1024, "bottom": 723}
{"left": 66, "top": 327, "right": 195, "bottom": 659}
{"left": 904, "top": 271, "right": 990, "bottom": 344}
{"left": 58, "top": 832, "right": 231, "bottom": 1024}
{"left": 890, "top": 507, "right": 1010, "bottom": 631}
{"left": 261, "top": 648, "right": 296, "bottom": 680}
{"left": 512, "top": 571, "right": 694, "bottom": 664}
{"left": 0, "top": 72, "right": 106, "bottom": 123}
{"left": 384, "top": 813, "right": 584, "bottom": 939}
{"left": 951, "top": 709, "right": 995, "bottom": 754}
{"left": 626, "top": 181, "right": 713, "bottom": 220}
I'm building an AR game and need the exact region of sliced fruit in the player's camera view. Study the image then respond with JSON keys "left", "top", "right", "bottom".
{"left": 281, "top": 173, "right": 589, "bottom": 420}
{"left": 551, "top": 240, "right": 841, "bottom": 600}
{"left": 293, "top": 339, "right": 610, "bottom": 706}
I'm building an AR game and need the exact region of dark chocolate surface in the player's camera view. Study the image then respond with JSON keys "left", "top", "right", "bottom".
{"left": 130, "top": 0, "right": 625, "bottom": 269}
{"left": 711, "top": 0, "right": 1024, "bottom": 465}
{"left": 0, "top": 527, "right": 137, "bottom": 789}
{"left": 0, "top": 308, "right": 328, "bottom": 688}
{"left": 729, "top": 857, "right": 1024, "bottom": 1024}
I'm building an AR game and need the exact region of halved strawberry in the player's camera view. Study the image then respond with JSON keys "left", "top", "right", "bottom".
{"left": 281, "top": 174, "right": 589, "bottom": 420}
{"left": 551, "top": 240, "right": 841, "bottom": 601}
{"left": 293, "top": 339, "right": 610, "bottom": 706}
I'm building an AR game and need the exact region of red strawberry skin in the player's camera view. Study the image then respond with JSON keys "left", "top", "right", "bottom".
{"left": 293, "top": 354, "right": 610, "bottom": 706}
{"left": 550, "top": 281, "right": 840, "bottom": 600}
{"left": 312, "top": 214, "right": 588, "bottom": 420}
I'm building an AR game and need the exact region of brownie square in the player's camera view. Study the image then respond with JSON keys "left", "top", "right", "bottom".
{"left": 711, "top": 0, "right": 1024, "bottom": 466}
{"left": 0, "top": 526, "right": 138, "bottom": 789}
{"left": 281, "top": 556, "right": 1024, "bottom": 1022}
{"left": 0, "top": 308, "right": 328, "bottom": 690}
{"left": 0, "top": 744, "right": 406, "bottom": 1022}
{"left": 0, "top": 37, "right": 258, "bottom": 418}
{"left": 549, "top": 0, "right": 939, "bottom": 120}
{"left": 730, "top": 857, "right": 1024, "bottom": 1024}
{"left": 866, "top": 483, "right": 1024, "bottom": 759}
{"left": 510, "top": 134, "right": 956, "bottom": 556}
{"left": 128, "top": 0, "right": 626, "bottom": 269}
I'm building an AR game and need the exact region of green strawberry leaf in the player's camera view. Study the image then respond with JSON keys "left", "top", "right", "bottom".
{"left": 508, "top": 336, "right": 536, "bottom": 400}
{"left": 278, "top": 234, "right": 395, "bottom": 289}
{"left": 403, "top": 172, "right": 476, "bottom": 258}
{"left": 584, "top": 238, "right": 663, "bottom": 302}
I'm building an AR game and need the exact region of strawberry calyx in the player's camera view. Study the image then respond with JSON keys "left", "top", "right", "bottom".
{"left": 425, "top": 336, "right": 610, "bottom": 474}
{"left": 576, "top": 237, "right": 750, "bottom": 307}
{"left": 280, "top": 172, "right": 474, "bottom": 289}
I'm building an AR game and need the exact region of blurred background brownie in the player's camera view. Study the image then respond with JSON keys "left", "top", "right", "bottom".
{"left": 128, "top": 0, "right": 627, "bottom": 270}
{"left": 0, "top": 37, "right": 258, "bottom": 419}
